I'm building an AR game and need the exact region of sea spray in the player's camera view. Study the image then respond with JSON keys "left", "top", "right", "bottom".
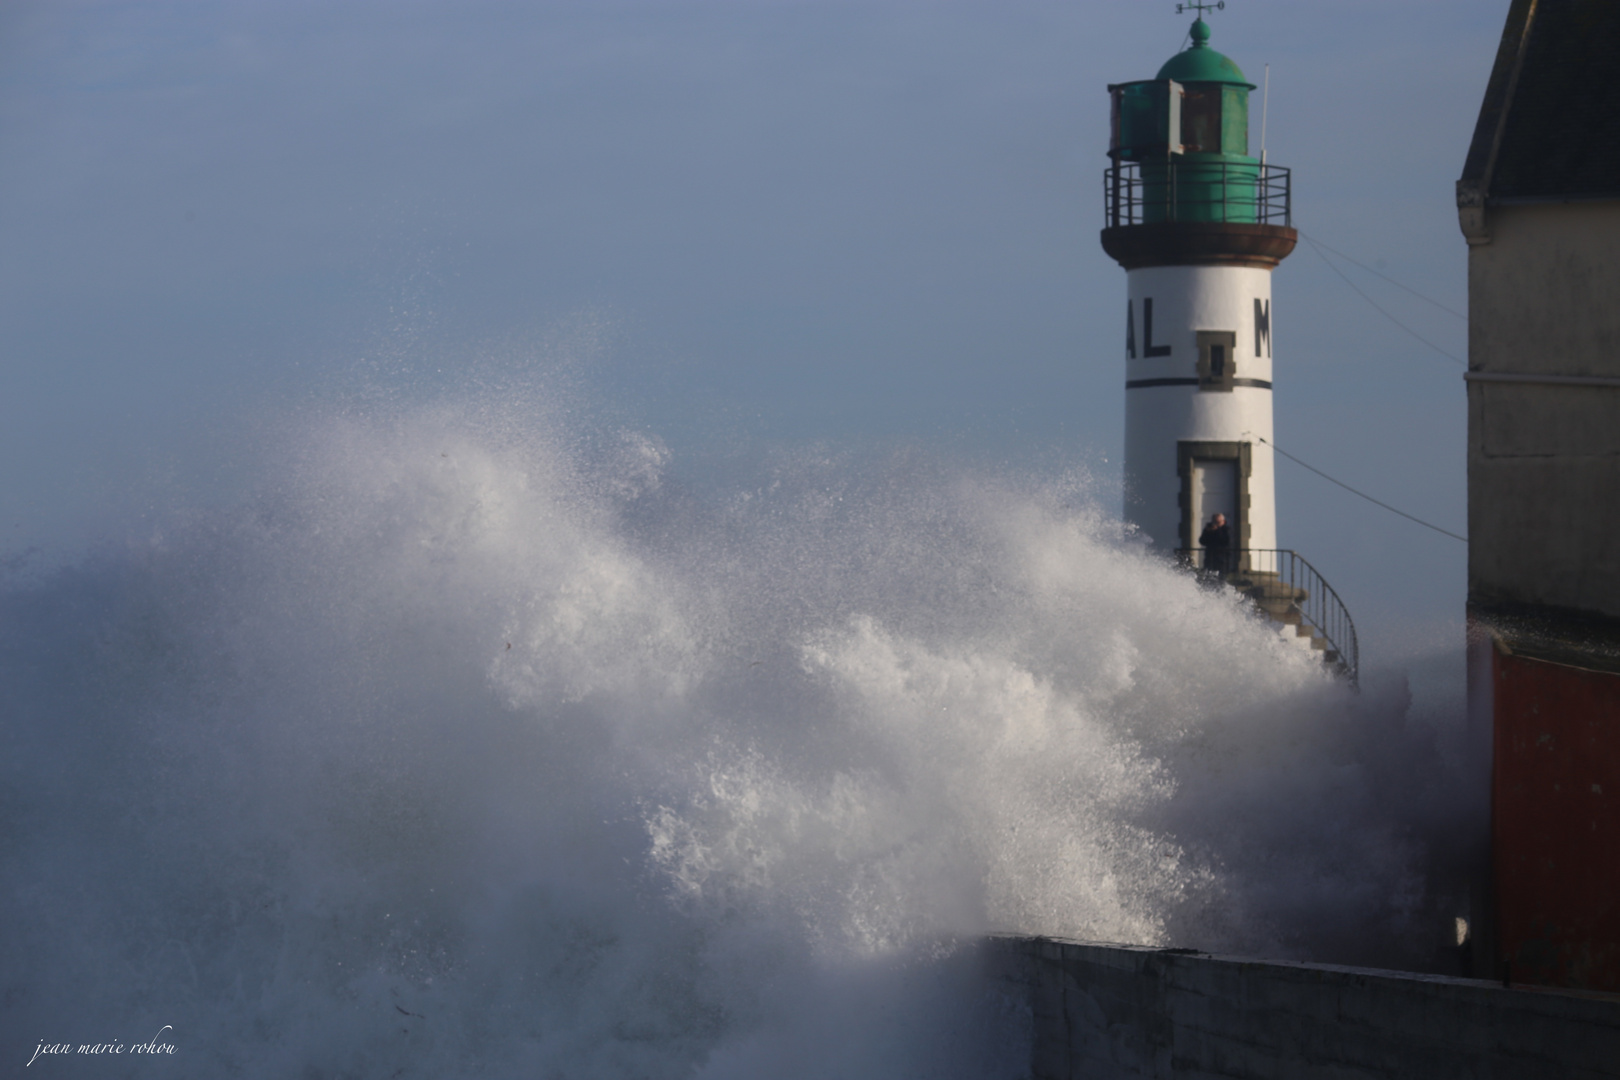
{"left": 0, "top": 395, "right": 1476, "bottom": 1078}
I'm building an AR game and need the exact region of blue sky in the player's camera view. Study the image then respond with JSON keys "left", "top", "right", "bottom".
{"left": 0, "top": 0, "right": 1500, "bottom": 665}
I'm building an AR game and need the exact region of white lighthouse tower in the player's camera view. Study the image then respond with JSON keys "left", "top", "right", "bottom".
{"left": 1104, "top": 11, "right": 1293, "bottom": 556}
{"left": 1102, "top": 10, "right": 1359, "bottom": 677}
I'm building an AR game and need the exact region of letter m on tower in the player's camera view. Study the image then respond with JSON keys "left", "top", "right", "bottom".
{"left": 1254, "top": 298, "right": 1271, "bottom": 357}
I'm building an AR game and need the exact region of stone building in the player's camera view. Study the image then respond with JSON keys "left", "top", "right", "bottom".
{"left": 1458, "top": 0, "right": 1620, "bottom": 992}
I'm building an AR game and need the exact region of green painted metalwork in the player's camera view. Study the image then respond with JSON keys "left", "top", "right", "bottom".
{"left": 1157, "top": 19, "right": 1251, "bottom": 85}
{"left": 1107, "top": 18, "right": 1265, "bottom": 225}
{"left": 1220, "top": 85, "right": 1249, "bottom": 156}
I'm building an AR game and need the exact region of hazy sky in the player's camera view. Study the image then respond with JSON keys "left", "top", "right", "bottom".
{"left": 0, "top": 0, "right": 1502, "bottom": 665}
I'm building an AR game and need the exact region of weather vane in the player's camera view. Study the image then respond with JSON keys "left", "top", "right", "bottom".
{"left": 1175, "top": 1, "right": 1225, "bottom": 15}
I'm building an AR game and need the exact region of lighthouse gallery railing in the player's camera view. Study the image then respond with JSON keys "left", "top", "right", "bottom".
{"left": 1174, "top": 547, "right": 1358, "bottom": 681}
{"left": 1104, "top": 160, "right": 1291, "bottom": 228}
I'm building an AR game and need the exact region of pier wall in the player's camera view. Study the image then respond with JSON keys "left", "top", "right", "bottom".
{"left": 990, "top": 936, "right": 1620, "bottom": 1079}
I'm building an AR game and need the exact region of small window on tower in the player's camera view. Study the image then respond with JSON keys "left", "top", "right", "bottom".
{"left": 1196, "top": 330, "right": 1238, "bottom": 392}
{"left": 1180, "top": 87, "right": 1221, "bottom": 154}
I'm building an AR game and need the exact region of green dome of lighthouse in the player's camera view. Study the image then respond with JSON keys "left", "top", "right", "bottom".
{"left": 1156, "top": 18, "right": 1252, "bottom": 86}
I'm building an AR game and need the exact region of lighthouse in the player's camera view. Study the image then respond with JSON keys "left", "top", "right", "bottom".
{"left": 1103, "top": 11, "right": 1294, "bottom": 557}
{"left": 1103, "top": 10, "right": 1358, "bottom": 676}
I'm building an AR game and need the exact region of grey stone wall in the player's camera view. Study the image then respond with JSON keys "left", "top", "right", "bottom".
{"left": 1465, "top": 200, "right": 1620, "bottom": 622}
{"left": 990, "top": 936, "right": 1620, "bottom": 1079}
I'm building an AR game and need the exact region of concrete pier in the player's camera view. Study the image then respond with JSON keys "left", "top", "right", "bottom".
{"left": 990, "top": 936, "right": 1620, "bottom": 1079}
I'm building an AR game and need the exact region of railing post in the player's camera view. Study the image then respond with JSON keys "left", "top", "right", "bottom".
{"left": 1110, "top": 158, "right": 1121, "bottom": 228}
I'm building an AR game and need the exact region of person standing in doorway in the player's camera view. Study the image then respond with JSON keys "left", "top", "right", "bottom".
{"left": 1199, "top": 512, "right": 1233, "bottom": 574}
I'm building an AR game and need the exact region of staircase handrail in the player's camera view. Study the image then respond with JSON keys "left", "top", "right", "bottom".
{"left": 1173, "top": 548, "right": 1359, "bottom": 681}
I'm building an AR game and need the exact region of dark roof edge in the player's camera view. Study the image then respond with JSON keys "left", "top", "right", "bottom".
{"left": 1490, "top": 191, "right": 1620, "bottom": 207}
{"left": 1459, "top": 0, "right": 1539, "bottom": 200}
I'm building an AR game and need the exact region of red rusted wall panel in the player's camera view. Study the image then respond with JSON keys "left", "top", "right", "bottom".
{"left": 1493, "top": 648, "right": 1620, "bottom": 990}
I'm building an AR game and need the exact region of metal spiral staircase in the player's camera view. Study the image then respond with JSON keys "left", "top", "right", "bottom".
{"left": 1176, "top": 548, "right": 1358, "bottom": 681}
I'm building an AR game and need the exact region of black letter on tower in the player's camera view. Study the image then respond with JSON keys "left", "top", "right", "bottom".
{"left": 1254, "top": 298, "right": 1271, "bottom": 357}
{"left": 1143, "top": 298, "right": 1171, "bottom": 357}
{"left": 1126, "top": 300, "right": 1137, "bottom": 358}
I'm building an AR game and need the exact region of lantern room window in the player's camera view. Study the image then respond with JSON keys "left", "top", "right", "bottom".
{"left": 1180, "top": 87, "right": 1222, "bottom": 154}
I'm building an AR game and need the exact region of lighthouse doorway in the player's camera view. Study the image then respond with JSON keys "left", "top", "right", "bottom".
{"left": 1191, "top": 459, "right": 1238, "bottom": 569}
{"left": 1176, "top": 440, "right": 1253, "bottom": 556}
{"left": 1192, "top": 459, "right": 1237, "bottom": 536}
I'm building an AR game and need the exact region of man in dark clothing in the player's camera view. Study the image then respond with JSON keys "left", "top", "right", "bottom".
{"left": 1199, "top": 512, "right": 1233, "bottom": 574}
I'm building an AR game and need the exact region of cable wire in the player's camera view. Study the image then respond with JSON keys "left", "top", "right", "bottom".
{"left": 1255, "top": 434, "right": 1467, "bottom": 543}
{"left": 1300, "top": 234, "right": 1466, "bottom": 366}
{"left": 1298, "top": 232, "right": 1467, "bottom": 320}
